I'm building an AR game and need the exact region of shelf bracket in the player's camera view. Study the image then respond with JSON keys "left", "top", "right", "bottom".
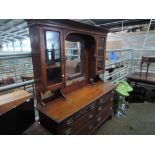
{"left": 58, "top": 89, "right": 66, "bottom": 100}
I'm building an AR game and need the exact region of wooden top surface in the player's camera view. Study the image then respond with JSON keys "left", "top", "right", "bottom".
{"left": 142, "top": 56, "right": 155, "bottom": 62}
{"left": 127, "top": 72, "right": 155, "bottom": 84}
{"left": 37, "top": 82, "right": 116, "bottom": 123}
{"left": 0, "top": 90, "right": 32, "bottom": 115}
{"left": 21, "top": 75, "right": 34, "bottom": 80}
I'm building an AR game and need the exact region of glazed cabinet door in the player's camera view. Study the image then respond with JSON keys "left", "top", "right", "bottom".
{"left": 40, "top": 27, "right": 64, "bottom": 91}
{"left": 97, "top": 37, "right": 106, "bottom": 73}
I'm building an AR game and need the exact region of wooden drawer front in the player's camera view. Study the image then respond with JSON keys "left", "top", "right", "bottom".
{"left": 62, "top": 101, "right": 96, "bottom": 128}
{"left": 62, "top": 110, "right": 95, "bottom": 135}
{"left": 74, "top": 101, "right": 96, "bottom": 120}
{"left": 96, "top": 95, "right": 113, "bottom": 113}
{"left": 75, "top": 120, "right": 95, "bottom": 135}
{"left": 95, "top": 103, "right": 113, "bottom": 125}
{"left": 103, "top": 91, "right": 114, "bottom": 101}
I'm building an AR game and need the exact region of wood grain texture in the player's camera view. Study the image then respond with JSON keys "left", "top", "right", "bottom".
{"left": 0, "top": 90, "right": 32, "bottom": 115}
{"left": 37, "top": 82, "right": 116, "bottom": 123}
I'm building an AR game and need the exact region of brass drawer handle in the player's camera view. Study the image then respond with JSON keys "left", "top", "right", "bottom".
{"left": 98, "top": 106, "right": 102, "bottom": 111}
{"left": 64, "top": 128, "right": 72, "bottom": 135}
{"left": 90, "top": 104, "right": 95, "bottom": 110}
{"left": 99, "top": 98, "right": 103, "bottom": 103}
{"left": 97, "top": 116, "right": 102, "bottom": 122}
{"left": 88, "top": 124, "right": 93, "bottom": 130}
{"left": 66, "top": 118, "right": 73, "bottom": 125}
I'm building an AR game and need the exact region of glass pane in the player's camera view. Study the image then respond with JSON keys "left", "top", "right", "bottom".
{"left": 65, "top": 41, "right": 84, "bottom": 86}
{"left": 45, "top": 31, "right": 60, "bottom": 65}
{"left": 97, "top": 38, "right": 104, "bottom": 70}
{"left": 46, "top": 67, "right": 61, "bottom": 85}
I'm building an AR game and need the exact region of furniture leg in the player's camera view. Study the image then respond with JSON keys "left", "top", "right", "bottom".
{"left": 146, "top": 61, "right": 151, "bottom": 79}
{"left": 140, "top": 61, "right": 143, "bottom": 77}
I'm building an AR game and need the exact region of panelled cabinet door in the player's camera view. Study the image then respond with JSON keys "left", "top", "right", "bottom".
{"left": 97, "top": 37, "right": 105, "bottom": 73}
{"left": 41, "top": 27, "right": 64, "bottom": 91}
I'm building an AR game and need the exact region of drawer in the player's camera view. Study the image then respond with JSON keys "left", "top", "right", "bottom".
{"left": 62, "top": 101, "right": 96, "bottom": 128}
{"left": 95, "top": 103, "right": 113, "bottom": 125}
{"left": 75, "top": 120, "right": 95, "bottom": 135}
{"left": 74, "top": 101, "right": 96, "bottom": 120}
{"left": 96, "top": 93, "right": 113, "bottom": 111}
{"left": 96, "top": 98, "right": 113, "bottom": 113}
{"left": 103, "top": 91, "right": 114, "bottom": 101}
{"left": 62, "top": 109, "right": 95, "bottom": 135}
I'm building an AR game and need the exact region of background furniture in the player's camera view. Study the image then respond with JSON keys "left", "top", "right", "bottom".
{"left": 21, "top": 74, "right": 34, "bottom": 93}
{"left": 0, "top": 90, "right": 35, "bottom": 134}
{"left": 140, "top": 56, "right": 155, "bottom": 78}
{"left": 127, "top": 72, "right": 155, "bottom": 86}
{"left": 127, "top": 72, "right": 155, "bottom": 102}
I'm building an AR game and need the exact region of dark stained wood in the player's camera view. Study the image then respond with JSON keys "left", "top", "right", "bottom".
{"left": 0, "top": 98, "right": 35, "bottom": 135}
{"left": 37, "top": 82, "right": 116, "bottom": 123}
{"left": 38, "top": 88, "right": 114, "bottom": 135}
{"left": 0, "top": 90, "right": 32, "bottom": 115}
{"left": 27, "top": 19, "right": 109, "bottom": 35}
{"left": 127, "top": 72, "right": 155, "bottom": 85}
{"left": 27, "top": 19, "right": 108, "bottom": 95}
{"left": 27, "top": 19, "right": 116, "bottom": 134}
{"left": 140, "top": 56, "right": 155, "bottom": 78}
{"left": 21, "top": 75, "right": 34, "bottom": 81}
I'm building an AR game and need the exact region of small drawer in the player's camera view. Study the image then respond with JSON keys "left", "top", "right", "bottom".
{"left": 64, "top": 117, "right": 74, "bottom": 126}
{"left": 95, "top": 104, "right": 113, "bottom": 125}
{"left": 96, "top": 98, "right": 113, "bottom": 113}
{"left": 62, "top": 101, "right": 96, "bottom": 128}
{"left": 62, "top": 127, "right": 72, "bottom": 135}
{"left": 74, "top": 101, "right": 96, "bottom": 120}
{"left": 75, "top": 121, "right": 95, "bottom": 135}
{"left": 62, "top": 110, "right": 96, "bottom": 134}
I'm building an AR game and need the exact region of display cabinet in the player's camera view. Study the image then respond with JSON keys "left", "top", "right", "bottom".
{"left": 28, "top": 26, "right": 64, "bottom": 95}
{"left": 97, "top": 37, "right": 106, "bottom": 73}
{"left": 27, "top": 19, "right": 116, "bottom": 134}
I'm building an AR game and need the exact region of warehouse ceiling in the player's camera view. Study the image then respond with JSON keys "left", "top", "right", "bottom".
{"left": 0, "top": 19, "right": 152, "bottom": 45}
{"left": 0, "top": 19, "right": 28, "bottom": 44}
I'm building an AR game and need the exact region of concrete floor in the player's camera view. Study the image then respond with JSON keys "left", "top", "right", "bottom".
{"left": 96, "top": 102, "right": 155, "bottom": 135}
{"left": 23, "top": 102, "right": 155, "bottom": 135}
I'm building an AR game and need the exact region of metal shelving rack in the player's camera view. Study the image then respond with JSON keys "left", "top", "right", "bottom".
{"left": 104, "top": 49, "right": 133, "bottom": 83}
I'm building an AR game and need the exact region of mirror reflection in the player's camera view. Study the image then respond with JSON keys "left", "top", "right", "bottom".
{"left": 65, "top": 40, "right": 84, "bottom": 86}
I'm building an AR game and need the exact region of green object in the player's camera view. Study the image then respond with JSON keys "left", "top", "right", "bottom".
{"left": 115, "top": 80, "right": 133, "bottom": 117}
{"left": 116, "top": 84, "right": 129, "bottom": 97}
{"left": 116, "top": 80, "right": 133, "bottom": 92}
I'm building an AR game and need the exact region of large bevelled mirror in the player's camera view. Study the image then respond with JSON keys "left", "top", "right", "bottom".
{"left": 65, "top": 34, "right": 85, "bottom": 86}
{"left": 65, "top": 33, "right": 96, "bottom": 88}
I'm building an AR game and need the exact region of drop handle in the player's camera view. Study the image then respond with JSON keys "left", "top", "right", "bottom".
{"left": 66, "top": 119, "right": 73, "bottom": 125}
{"left": 65, "top": 128, "right": 72, "bottom": 135}
{"left": 90, "top": 104, "right": 95, "bottom": 110}
{"left": 89, "top": 114, "right": 93, "bottom": 119}
{"left": 98, "top": 106, "right": 102, "bottom": 111}
{"left": 88, "top": 124, "right": 93, "bottom": 130}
